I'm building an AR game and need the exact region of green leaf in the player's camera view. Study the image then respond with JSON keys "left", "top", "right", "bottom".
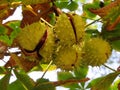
{"left": 54, "top": 1, "right": 69, "bottom": 9}
{"left": 32, "top": 83, "right": 55, "bottom": 90}
{"left": 49, "top": 13, "right": 56, "bottom": 25}
{"left": 55, "top": 1, "right": 78, "bottom": 11}
{"left": 5, "top": 20, "right": 21, "bottom": 30}
{"left": 66, "top": 1, "right": 78, "bottom": 11}
{"left": 74, "top": 66, "right": 88, "bottom": 88}
{"left": 14, "top": 70, "right": 35, "bottom": 90}
{"left": 0, "top": 21, "right": 21, "bottom": 46}
{"left": 0, "top": 35, "right": 12, "bottom": 46}
{"left": 36, "top": 78, "right": 49, "bottom": 83}
{"left": 5, "top": 20, "right": 21, "bottom": 40}
{"left": 0, "top": 72, "right": 11, "bottom": 90}
{"left": 8, "top": 80, "right": 27, "bottom": 90}
{"left": 32, "top": 78, "right": 55, "bottom": 90}
{"left": 87, "top": 72, "right": 120, "bottom": 90}
{"left": 0, "top": 67, "right": 6, "bottom": 74}
{"left": 85, "top": 29, "right": 100, "bottom": 37}
{"left": 0, "top": 25, "right": 8, "bottom": 35}
{"left": 74, "top": 66, "right": 88, "bottom": 79}
{"left": 57, "top": 71, "right": 74, "bottom": 80}
{"left": 83, "top": 1, "right": 100, "bottom": 18}
{"left": 57, "top": 71, "right": 80, "bottom": 89}
{"left": 111, "top": 40, "right": 120, "bottom": 51}
{"left": 101, "top": 24, "right": 120, "bottom": 51}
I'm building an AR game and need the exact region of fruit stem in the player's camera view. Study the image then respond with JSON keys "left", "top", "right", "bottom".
{"left": 41, "top": 60, "right": 53, "bottom": 78}
{"left": 103, "top": 64, "right": 117, "bottom": 72}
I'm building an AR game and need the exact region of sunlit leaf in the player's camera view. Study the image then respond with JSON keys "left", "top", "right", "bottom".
{"left": 79, "top": 0, "right": 86, "bottom": 3}
{"left": 41, "top": 64, "right": 56, "bottom": 71}
{"left": 110, "top": 79, "right": 120, "bottom": 90}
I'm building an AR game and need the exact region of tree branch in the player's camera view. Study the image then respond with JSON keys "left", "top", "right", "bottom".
{"left": 35, "top": 78, "right": 90, "bottom": 87}
{"left": 53, "top": 78, "right": 90, "bottom": 86}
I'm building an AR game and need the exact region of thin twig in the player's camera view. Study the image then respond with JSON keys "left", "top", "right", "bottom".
{"left": 85, "top": 18, "right": 101, "bottom": 28}
{"left": 40, "top": 18, "right": 53, "bottom": 28}
{"left": 41, "top": 60, "right": 53, "bottom": 78}
{"left": 103, "top": 64, "right": 117, "bottom": 72}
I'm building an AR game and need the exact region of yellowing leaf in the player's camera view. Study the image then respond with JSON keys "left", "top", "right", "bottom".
{"left": 10, "top": 54, "right": 39, "bottom": 72}
{"left": 89, "top": 0, "right": 120, "bottom": 31}
{"left": 41, "top": 64, "right": 56, "bottom": 71}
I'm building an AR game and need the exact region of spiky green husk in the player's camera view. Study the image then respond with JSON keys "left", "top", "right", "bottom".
{"left": 18, "top": 22, "right": 46, "bottom": 51}
{"left": 54, "top": 14, "right": 76, "bottom": 46}
{"left": 54, "top": 45, "right": 81, "bottom": 70}
{"left": 82, "top": 38, "right": 111, "bottom": 66}
{"left": 72, "top": 14, "right": 85, "bottom": 42}
{"left": 39, "top": 27, "right": 55, "bottom": 63}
